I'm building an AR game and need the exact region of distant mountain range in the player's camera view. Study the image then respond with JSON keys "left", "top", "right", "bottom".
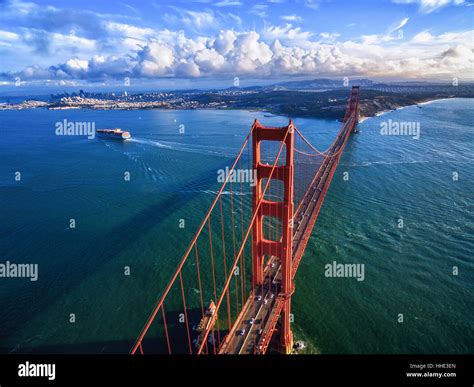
{"left": 223, "top": 78, "right": 471, "bottom": 93}
{"left": 271, "top": 78, "right": 376, "bottom": 90}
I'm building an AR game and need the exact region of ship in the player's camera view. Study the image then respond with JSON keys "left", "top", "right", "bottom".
{"left": 96, "top": 128, "right": 131, "bottom": 140}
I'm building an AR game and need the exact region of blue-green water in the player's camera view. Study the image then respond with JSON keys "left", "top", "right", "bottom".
{"left": 0, "top": 99, "right": 472, "bottom": 353}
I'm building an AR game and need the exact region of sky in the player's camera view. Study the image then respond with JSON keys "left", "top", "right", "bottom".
{"left": 0, "top": 0, "right": 473, "bottom": 89}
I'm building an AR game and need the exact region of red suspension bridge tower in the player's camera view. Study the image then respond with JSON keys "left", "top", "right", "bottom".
{"left": 251, "top": 119, "right": 295, "bottom": 353}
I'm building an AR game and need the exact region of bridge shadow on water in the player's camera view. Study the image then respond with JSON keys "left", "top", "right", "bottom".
{"left": 3, "top": 157, "right": 234, "bottom": 354}
{"left": 0, "top": 307, "right": 228, "bottom": 354}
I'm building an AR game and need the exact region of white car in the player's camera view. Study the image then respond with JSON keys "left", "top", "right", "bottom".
{"left": 250, "top": 318, "right": 255, "bottom": 325}
{"left": 238, "top": 329, "right": 245, "bottom": 336}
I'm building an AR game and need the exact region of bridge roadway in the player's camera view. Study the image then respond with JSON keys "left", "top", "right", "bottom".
{"left": 219, "top": 115, "right": 356, "bottom": 354}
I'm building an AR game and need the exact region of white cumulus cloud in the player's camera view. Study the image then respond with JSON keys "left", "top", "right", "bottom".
{"left": 4, "top": 27, "right": 474, "bottom": 82}
{"left": 392, "top": 0, "right": 465, "bottom": 13}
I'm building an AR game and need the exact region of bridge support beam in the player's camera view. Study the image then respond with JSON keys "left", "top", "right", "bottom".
{"left": 251, "top": 119, "right": 294, "bottom": 354}
{"left": 279, "top": 298, "right": 293, "bottom": 354}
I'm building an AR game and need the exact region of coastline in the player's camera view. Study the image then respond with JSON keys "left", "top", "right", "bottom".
{"left": 0, "top": 95, "right": 469, "bottom": 122}
{"left": 359, "top": 96, "right": 459, "bottom": 121}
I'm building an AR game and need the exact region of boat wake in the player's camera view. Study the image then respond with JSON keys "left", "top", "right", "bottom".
{"left": 130, "top": 137, "right": 235, "bottom": 157}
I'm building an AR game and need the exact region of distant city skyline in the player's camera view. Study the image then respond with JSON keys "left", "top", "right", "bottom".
{"left": 0, "top": 0, "right": 473, "bottom": 88}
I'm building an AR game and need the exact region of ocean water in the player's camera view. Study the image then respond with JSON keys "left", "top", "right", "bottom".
{"left": 0, "top": 99, "right": 472, "bottom": 353}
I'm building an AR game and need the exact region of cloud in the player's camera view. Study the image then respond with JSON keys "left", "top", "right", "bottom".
{"left": 359, "top": 18, "right": 410, "bottom": 45}
{"left": 249, "top": 4, "right": 268, "bottom": 18}
{"left": 214, "top": 30, "right": 237, "bottom": 55}
{"left": 0, "top": 0, "right": 120, "bottom": 41}
{"left": 5, "top": 27, "right": 472, "bottom": 83}
{"left": 105, "top": 22, "right": 156, "bottom": 41}
{"left": 281, "top": 15, "right": 303, "bottom": 22}
{"left": 214, "top": 0, "right": 242, "bottom": 6}
{"left": 319, "top": 32, "right": 341, "bottom": 43}
{"left": 135, "top": 41, "right": 175, "bottom": 76}
{"left": 182, "top": 10, "right": 216, "bottom": 30}
{"left": 164, "top": 7, "right": 222, "bottom": 33}
{"left": 304, "top": 0, "right": 321, "bottom": 10}
{"left": 0, "top": 29, "right": 20, "bottom": 47}
{"left": 262, "top": 24, "right": 314, "bottom": 46}
{"left": 194, "top": 48, "right": 226, "bottom": 72}
{"left": 411, "top": 29, "right": 472, "bottom": 45}
{"left": 392, "top": 0, "right": 465, "bottom": 14}
{"left": 118, "top": 2, "right": 140, "bottom": 16}
{"left": 0, "top": 1, "right": 472, "bottom": 83}
{"left": 0, "top": 0, "right": 144, "bottom": 68}
{"left": 0, "top": 29, "right": 20, "bottom": 41}
{"left": 234, "top": 31, "right": 273, "bottom": 71}
{"left": 388, "top": 17, "right": 409, "bottom": 33}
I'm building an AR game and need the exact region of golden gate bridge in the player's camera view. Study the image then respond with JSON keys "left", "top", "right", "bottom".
{"left": 131, "top": 86, "right": 360, "bottom": 355}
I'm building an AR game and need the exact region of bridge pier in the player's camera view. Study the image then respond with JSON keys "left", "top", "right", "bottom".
{"left": 279, "top": 298, "right": 294, "bottom": 354}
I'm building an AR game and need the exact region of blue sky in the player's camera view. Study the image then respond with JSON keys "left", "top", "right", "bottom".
{"left": 0, "top": 0, "right": 472, "bottom": 88}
